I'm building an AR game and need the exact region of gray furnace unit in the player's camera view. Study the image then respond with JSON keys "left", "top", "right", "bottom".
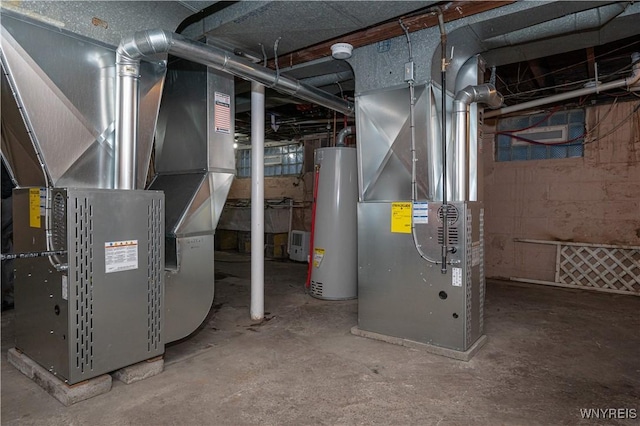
{"left": 357, "top": 201, "right": 484, "bottom": 353}
{"left": 1, "top": 11, "right": 237, "bottom": 385}
{"left": 354, "top": 57, "right": 500, "bottom": 359}
{"left": 13, "top": 188, "right": 164, "bottom": 384}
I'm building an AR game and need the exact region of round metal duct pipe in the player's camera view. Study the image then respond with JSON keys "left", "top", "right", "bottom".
{"left": 115, "top": 29, "right": 354, "bottom": 189}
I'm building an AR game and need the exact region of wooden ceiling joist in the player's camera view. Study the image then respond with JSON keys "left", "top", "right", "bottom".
{"left": 270, "top": 1, "right": 514, "bottom": 69}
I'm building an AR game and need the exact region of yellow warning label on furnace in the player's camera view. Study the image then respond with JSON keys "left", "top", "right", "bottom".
{"left": 29, "top": 188, "right": 41, "bottom": 228}
{"left": 391, "top": 202, "right": 412, "bottom": 233}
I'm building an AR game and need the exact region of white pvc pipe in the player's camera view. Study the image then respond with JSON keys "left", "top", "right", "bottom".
{"left": 250, "top": 82, "right": 265, "bottom": 321}
{"left": 485, "top": 56, "right": 640, "bottom": 118}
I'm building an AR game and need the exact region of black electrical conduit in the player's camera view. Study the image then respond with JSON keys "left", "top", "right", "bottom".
{"left": 1, "top": 250, "right": 67, "bottom": 261}
{"left": 399, "top": 10, "right": 455, "bottom": 268}
{"left": 433, "top": 7, "right": 450, "bottom": 274}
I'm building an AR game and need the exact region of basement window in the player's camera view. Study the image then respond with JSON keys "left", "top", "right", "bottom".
{"left": 236, "top": 143, "right": 304, "bottom": 177}
{"left": 496, "top": 108, "right": 585, "bottom": 161}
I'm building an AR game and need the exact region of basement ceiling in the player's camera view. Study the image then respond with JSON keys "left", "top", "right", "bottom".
{"left": 493, "top": 34, "right": 640, "bottom": 108}
{"left": 177, "top": 0, "right": 446, "bottom": 144}
{"left": 181, "top": 1, "right": 441, "bottom": 59}
{"left": 5, "top": 1, "right": 637, "bottom": 144}
{"left": 177, "top": 1, "right": 636, "bottom": 145}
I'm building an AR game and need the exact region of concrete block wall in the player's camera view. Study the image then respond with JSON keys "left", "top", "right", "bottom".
{"left": 483, "top": 101, "right": 640, "bottom": 281}
{"left": 227, "top": 173, "right": 312, "bottom": 202}
{"left": 226, "top": 165, "right": 315, "bottom": 232}
{"left": 225, "top": 137, "right": 333, "bottom": 232}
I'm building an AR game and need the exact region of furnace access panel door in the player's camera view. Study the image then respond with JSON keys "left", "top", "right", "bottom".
{"left": 13, "top": 188, "right": 164, "bottom": 384}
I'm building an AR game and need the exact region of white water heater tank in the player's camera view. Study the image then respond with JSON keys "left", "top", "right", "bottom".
{"left": 309, "top": 147, "right": 358, "bottom": 300}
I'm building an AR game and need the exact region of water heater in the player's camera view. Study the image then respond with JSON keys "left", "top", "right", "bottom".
{"left": 309, "top": 147, "right": 358, "bottom": 300}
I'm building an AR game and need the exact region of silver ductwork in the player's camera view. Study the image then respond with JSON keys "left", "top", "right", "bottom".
{"left": 117, "top": 30, "right": 356, "bottom": 116}
{"left": 114, "top": 29, "right": 355, "bottom": 339}
{"left": 149, "top": 55, "right": 236, "bottom": 342}
{"left": 451, "top": 84, "right": 503, "bottom": 201}
{"left": 115, "top": 29, "right": 354, "bottom": 189}
{"left": 0, "top": 11, "right": 165, "bottom": 190}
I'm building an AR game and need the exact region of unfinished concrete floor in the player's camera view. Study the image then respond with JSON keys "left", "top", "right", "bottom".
{"left": 2, "top": 251, "right": 639, "bottom": 425}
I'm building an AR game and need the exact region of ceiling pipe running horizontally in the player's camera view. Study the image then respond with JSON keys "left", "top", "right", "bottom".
{"left": 485, "top": 53, "right": 640, "bottom": 118}
{"left": 300, "top": 71, "right": 354, "bottom": 89}
{"left": 115, "top": 29, "right": 355, "bottom": 189}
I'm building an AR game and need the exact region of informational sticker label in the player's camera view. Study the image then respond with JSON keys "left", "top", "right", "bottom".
{"left": 412, "top": 202, "right": 429, "bottom": 224}
{"left": 185, "top": 236, "right": 204, "bottom": 250}
{"left": 105, "top": 240, "right": 138, "bottom": 273}
{"left": 313, "top": 248, "right": 325, "bottom": 268}
{"left": 39, "top": 188, "right": 47, "bottom": 216}
{"left": 61, "top": 275, "right": 68, "bottom": 301}
{"left": 452, "top": 267, "right": 463, "bottom": 287}
{"left": 472, "top": 241, "right": 481, "bottom": 267}
{"left": 391, "top": 202, "right": 412, "bottom": 233}
{"left": 29, "top": 188, "right": 41, "bottom": 228}
{"left": 214, "top": 92, "right": 231, "bottom": 134}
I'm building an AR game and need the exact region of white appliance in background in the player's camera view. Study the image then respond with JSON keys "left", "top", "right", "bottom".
{"left": 289, "top": 230, "right": 310, "bottom": 262}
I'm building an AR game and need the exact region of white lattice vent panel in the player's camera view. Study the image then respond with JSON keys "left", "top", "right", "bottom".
{"left": 558, "top": 246, "right": 640, "bottom": 293}
{"left": 512, "top": 239, "right": 640, "bottom": 296}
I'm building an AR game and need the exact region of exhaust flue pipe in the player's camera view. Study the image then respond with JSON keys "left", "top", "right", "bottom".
{"left": 451, "top": 84, "right": 503, "bottom": 201}
{"left": 115, "top": 29, "right": 355, "bottom": 189}
{"left": 336, "top": 126, "right": 354, "bottom": 147}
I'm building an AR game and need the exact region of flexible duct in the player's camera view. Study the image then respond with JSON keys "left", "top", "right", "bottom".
{"left": 115, "top": 29, "right": 355, "bottom": 189}
{"left": 485, "top": 53, "right": 640, "bottom": 118}
{"left": 452, "top": 84, "right": 503, "bottom": 201}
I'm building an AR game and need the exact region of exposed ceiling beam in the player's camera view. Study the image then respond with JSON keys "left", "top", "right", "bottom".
{"left": 268, "top": 1, "right": 515, "bottom": 69}
{"left": 527, "top": 59, "right": 549, "bottom": 90}
{"left": 586, "top": 47, "right": 596, "bottom": 80}
{"left": 176, "top": 1, "right": 239, "bottom": 34}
